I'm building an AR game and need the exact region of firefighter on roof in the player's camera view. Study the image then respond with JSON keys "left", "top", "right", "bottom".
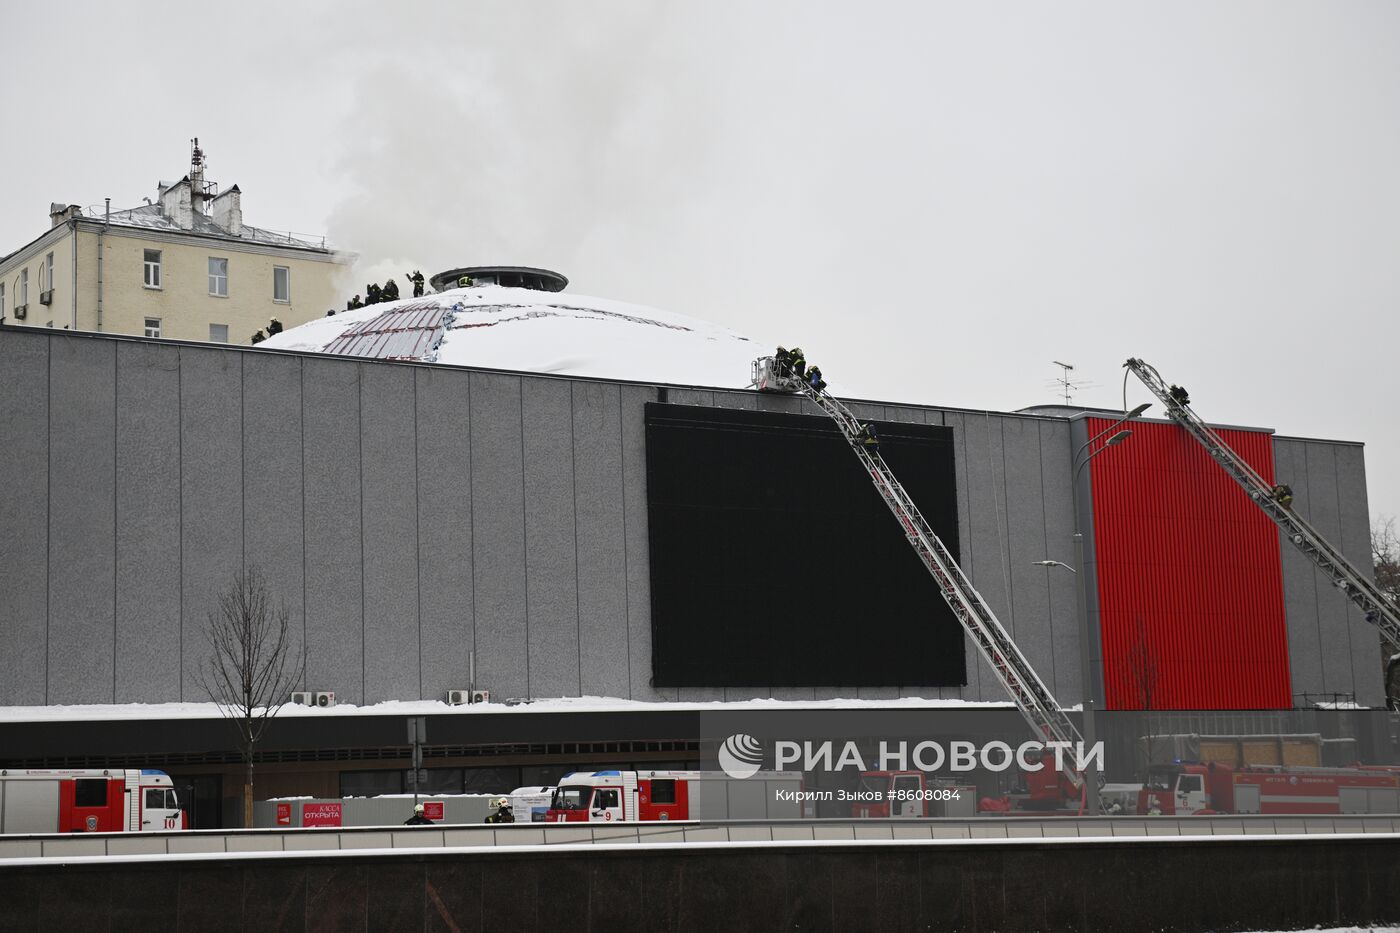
{"left": 266, "top": 317, "right": 283, "bottom": 337}
{"left": 366, "top": 282, "right": 382, "bottom": 305}
{"left": 789, "top": 347, "right": 806, "bottom": 379}
{"left": 406, "top": 270, "right": 425, "bottom": 297}
{"left": 382, "top": 279, "right": 400, "bottom": 302}
{"left": 348, "top": 294, "right": 363, "bottom": 310}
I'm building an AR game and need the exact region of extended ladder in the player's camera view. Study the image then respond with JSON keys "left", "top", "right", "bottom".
{"left": 752, "top": 358, "right": 1088, "bottom": 772}
{"left": 1124, "top": 358, "right": 1400, "bottom": 667}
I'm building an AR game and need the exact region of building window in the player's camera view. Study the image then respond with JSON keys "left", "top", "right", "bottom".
{"left": 209, "top": 323, "right": 228, "bottom": 343}
{"left": 273, "top": 266, "right": 290, "bottom": 302}
{"left": 144, "top": 317, "right": 161, "bottom": 338}
{"left": 144, "top": 249, "right": 162, "bottom": 288}
{"left": 208, "top": 257, "right": 228, "bottom": 297}
{"left": 0, "top": 282, "right": 5, "bottom": 318}
{"left": 45, "top": 252, "right": 54, "bottom": 292}
{"left": 20, "top": 268, "right": 28, "bottom": 305}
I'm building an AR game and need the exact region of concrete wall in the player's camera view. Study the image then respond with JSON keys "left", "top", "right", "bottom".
{"left": 4, "top": 836, "right": 1400, "bottom": 932}
{"left": 0, "top": 327, "right": 1379, "bottom": 707}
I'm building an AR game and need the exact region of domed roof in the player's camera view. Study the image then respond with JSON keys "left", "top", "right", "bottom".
{"left": 262, "top": 282, "right": 764, "bottom": 388}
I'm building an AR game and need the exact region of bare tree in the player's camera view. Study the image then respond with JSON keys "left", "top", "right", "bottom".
{"left": 195, "top": 567, "right": 304, "bottom": 827}
{"left": 1127, "top": 613, "right": 1160, "bottom": 780}
{"left": 1373, "top": 516, "right": 1400, "bottom": 709}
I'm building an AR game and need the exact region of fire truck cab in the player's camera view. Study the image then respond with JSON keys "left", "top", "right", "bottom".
{"left": 546, "top": 771, "right": 687, "bottom": 823}
{"left": 545, "top": 770, "right": 805, "bottom": 822}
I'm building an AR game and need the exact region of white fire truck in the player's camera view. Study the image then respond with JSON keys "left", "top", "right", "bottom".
{"left": 0, "top": 769, "right": 185, "bottom": 834}
{"left": 545, "top": 770, "right": 806, "bottom": 822}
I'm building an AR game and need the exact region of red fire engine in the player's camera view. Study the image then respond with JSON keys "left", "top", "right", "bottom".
{"left": 975, "top": 752, "right": 1096, "bottom": 816}
{"left": 0, "top": 769, "right": 185, "bottom": 833}
{"left": 544, "top": 770, "right": 805, "bottom": 822}
{"left": 1138, "top": 762, "right": 1400, "bottom": 816}
{"left": 850, "top": 771, "right": 976, "bottom": 818}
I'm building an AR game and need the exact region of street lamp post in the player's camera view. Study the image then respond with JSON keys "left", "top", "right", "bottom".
{"left": 1064, "top": 403, "right": 1149, "bottom": 814}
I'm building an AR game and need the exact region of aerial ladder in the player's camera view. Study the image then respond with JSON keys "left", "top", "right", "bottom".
{"left": 752, "top": 356, "right": 1092, "bottom": 795}
{"left": 1124, "top": 357, "right": 1400, "bottom": 708}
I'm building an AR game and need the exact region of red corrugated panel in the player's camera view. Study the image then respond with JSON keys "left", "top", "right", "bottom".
{"left": 1087, "top": 418, "right": 1291, "bottom": 710}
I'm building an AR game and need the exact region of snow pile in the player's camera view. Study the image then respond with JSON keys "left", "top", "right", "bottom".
{"left": 0, "top": 694, "right": 1009, "bottom": 723}
{"left": 263, "top": 284, "right": 768, "bottom": 389}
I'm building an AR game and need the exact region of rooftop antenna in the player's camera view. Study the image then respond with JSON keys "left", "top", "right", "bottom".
{"left": 1049, "top": 360, "right": 1091, "bottom": 405}
{"left": 189, "top": 137, "right": 217, "bottom": 210}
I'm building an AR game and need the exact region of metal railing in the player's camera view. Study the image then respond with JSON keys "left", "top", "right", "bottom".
{"left": 4, "top": 815, "right": 1398, "bottom": 864}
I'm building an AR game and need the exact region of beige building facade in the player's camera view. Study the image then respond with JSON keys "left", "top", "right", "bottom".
{"left": 1, "top": 158, "right": 351, "bottom": 344}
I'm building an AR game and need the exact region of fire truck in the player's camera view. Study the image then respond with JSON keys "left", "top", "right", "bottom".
{"left": 0, "top": 769, "right": 185, "bottom": 834}
{"left": 545, "top": 770, "right": 806, "bottom": 822}
{"left": 849, "top": 771, "right": 976, "bottom": 818}
{"left": 1138, "top": 762, "right": 1400, "bottom": 816}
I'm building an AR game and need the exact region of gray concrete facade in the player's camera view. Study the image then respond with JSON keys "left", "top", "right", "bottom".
{"left": 0, "top": 328, "right": 1382, "bottom": 707}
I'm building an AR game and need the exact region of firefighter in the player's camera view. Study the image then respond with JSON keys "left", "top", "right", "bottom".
{"left": 348, "top": 294, "right": 363, "bottom": 310}
{"left": 774, "top": 346, "right": 791, "bottom": 377}
{"left": 404, "top": 803, "right": 434, "bottom": 825}
{"left": 789, "top": 347, "right": 806, "bottom": 379}
{"left": 858, "top": 423, "right": 879, "bottom": 452}
{"left": 326, "top": 308, "right": 337, "bottom": 317}
{"left": 406, "top": 270, "right": 426, "bottom": 298}
{"left": 382, "top": 278, "right": 400, "bottom": 302}
{"left": 250, "top": 330, "right": 266, "bottom": 345}
{"left": 266, "top": 317, "right": 283, "bottom": 337}
{"left": 1271, "top": 483, "right": 1294, "bottom": 510}
{"left": 808, "top": 366, "right": 826, "bottom": 394}
{"left": 1168, "top": 384, "right": 1190, "bottom": 406}
{"left": 485, "top": 797, "right": 514, "bottom": 823}
{"left": 366, "top": 283, "right": 382, "bottom": 305}
{"left": 458, "top": 274, "right": 474, "bottom": 288}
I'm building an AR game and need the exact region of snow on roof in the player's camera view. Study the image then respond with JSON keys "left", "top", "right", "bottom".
{"left": 101, "top": 204, "right": 328, "bottom": 251}
{"left": 0, "top": 695, "right": 1009, "bottom": 723}
{"left": 262, "top": 283, "right": 767, "bottom": 387}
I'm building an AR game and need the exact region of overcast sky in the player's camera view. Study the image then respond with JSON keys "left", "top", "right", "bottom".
{"left": 5, "top": 1, "right": 1398, "bottom": 524}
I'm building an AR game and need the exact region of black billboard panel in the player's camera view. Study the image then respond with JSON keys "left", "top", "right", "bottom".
{"left": 645, "top": 403, "right": 965, "bottom": 688}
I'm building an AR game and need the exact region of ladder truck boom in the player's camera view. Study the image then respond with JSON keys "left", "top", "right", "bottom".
{"left": 752, "top": 357, "right": 1088, "bottom": 783}
{"left": 1123, "top": 358, "right": 1400, "bottom": 664}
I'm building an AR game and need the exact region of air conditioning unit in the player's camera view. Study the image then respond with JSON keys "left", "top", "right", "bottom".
{"left": 314, "top": 691, "right": 336, "bottom": 707}
{"left": 470, "top": 689, "right": 491, "bottom": 704}
{"left": 39, "top": 290, "right": 53, "bottom": 306}
{"left": 445, "top": 689, "right": 470, "bottom": 706}
{"left": 289, "top": 691, "right": 313, "bottom": 706}
{"left": 13, "top": 304, "right": 26, "bottom": 320}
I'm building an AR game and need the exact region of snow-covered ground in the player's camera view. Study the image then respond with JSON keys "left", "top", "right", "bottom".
{"left": 0, "top": 694, "right": 1010, "bottom": 723}
{"left": 263, "top": 283, "right": 774, "bottom": 390}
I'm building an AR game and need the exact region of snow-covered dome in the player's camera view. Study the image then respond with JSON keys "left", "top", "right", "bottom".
{"left": 262, "top": 282, "right": 763, "bottom": 388}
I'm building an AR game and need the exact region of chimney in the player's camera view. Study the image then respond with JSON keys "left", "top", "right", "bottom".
{"left": 158, "top": 177, "right": 194, "bottom": 230}
{"left": 211, "top": 185, "right": 242, "bottom": 236}
{"left": 49, "top": 203, "right": 83, "bottom": 227}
